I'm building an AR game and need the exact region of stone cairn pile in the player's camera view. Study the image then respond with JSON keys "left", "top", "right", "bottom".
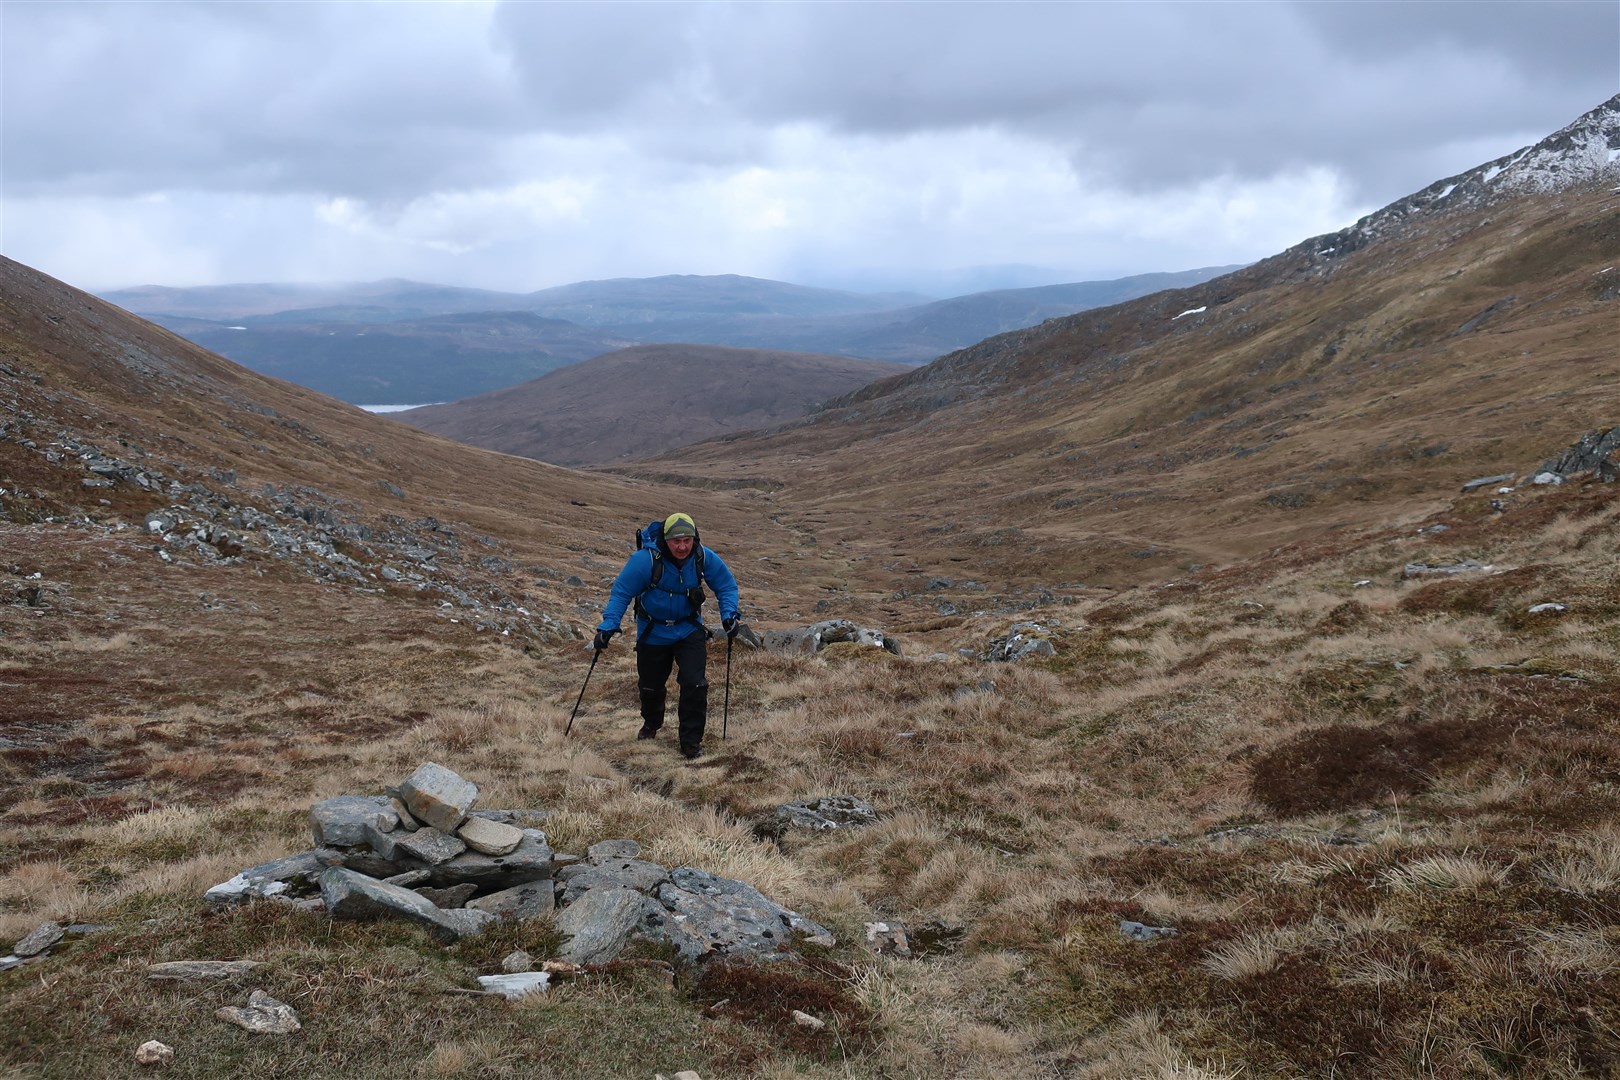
{"left": 205, "top": 763, "right": 837, "bottom": 987}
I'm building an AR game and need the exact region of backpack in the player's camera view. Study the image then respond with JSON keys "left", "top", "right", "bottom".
{"left": 632, "top": 519, "right": 707, "bottom": 626}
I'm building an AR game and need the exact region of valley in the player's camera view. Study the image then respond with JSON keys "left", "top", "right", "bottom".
{"left": 1, "top": 97, "right": 1618, "bottom": 1080}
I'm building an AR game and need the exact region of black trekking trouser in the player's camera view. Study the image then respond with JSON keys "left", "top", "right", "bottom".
{"left": 636, "top": 628, "right": 709, "bottom": 752}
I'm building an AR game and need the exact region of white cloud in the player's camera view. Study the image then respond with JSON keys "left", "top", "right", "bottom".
{"left": 1, "top": 0, "right": 1612, "bottom": 294}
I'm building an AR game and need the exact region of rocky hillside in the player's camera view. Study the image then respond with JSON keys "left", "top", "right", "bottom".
{"left": 395, "top": 344, "right": 909, "bottom": 467}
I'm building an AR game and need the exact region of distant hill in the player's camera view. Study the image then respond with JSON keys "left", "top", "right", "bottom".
{"left": 104, "top": 267, "right": 1242, "bottom": 401}
{"left": 145, "top": 312, "right": 637, "bottom": 404}
{"left": 394, "top": 344, "right": 908, "bottom": 466}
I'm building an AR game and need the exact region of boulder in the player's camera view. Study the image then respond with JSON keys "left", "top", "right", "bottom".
{"left": 984, "top": 623, "right": 1057, "bottom": 662}
{"left": 555, "top": 885, "right": 664, "bottom": 965}
{"left": 309, "top": 795, "right": 397, "bottom": 848}
{"left": 14, "top": 921, "right": 63, "bottom": 957}
{"left": 762, "top": 620, "right": 900, "bottom": 656}
{"left": 319, "top": 867, "right": 493, "bottom": 943}
{"left": 652, "top": 867, "right": 834, "bottom": 962}
{"left": 398, "top": 762, "right": 478, "bottom": 833}
{"left": 1541, "top": 426, "right": 1620, "bottom": 482}
{"left": 215, "top": 990, "right": 301, "bottom": 1035}
{"left": 773, "top": 796, "right": 878, "bottom": 833}
{"left": 458, "top": 816, "right": 524, "bottom": 856}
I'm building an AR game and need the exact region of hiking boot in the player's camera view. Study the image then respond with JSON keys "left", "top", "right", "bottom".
{"left": 680, "top": 745, "right": 703, "bottom": 760}
{"left": 637, "top": 725, "right": 659, "bottom": 740}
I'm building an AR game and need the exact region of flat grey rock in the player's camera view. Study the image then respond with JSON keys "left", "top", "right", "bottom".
{"left": 1461, "top": 473, "right": 1515, "bottom": 491}
{"left": 147, "top": 960, "right": 264, "bottom": 982}
{"left": 458, "top": 816, "right": 523, "bottom": 856}
{"left": 1120, "top": 920, "right": 1179, "bottom": 942}
{"left": 320, "top": 867, "right": 490, "bottom": 943}
{"left": 555, "top": 886, "right": 663, "bottom": 965}
{"left": 398, "top": 762, "right": 478, "bottom": 833}
{"left": 396, "top": 827, "right": 467, "bottom": 865}
{"left": 468, "top": 880, "right": 555, "bottom": 920}
{"left": 425, "top": 829, "right": 554, "bottom": 892}
{"left": 310, "top": 795, "right": 397, "bottom": 848}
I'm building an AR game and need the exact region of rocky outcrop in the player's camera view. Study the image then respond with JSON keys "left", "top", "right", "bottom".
{"left": 1542, "top": 426, "right": 1620, "bottom": 483}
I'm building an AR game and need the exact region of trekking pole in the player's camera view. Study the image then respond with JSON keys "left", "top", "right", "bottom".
{"left": 722, "top": 633, "right": 733, "bottom": 741}
{"left": 565, "top": 646, "right": 601, "bottom": 737}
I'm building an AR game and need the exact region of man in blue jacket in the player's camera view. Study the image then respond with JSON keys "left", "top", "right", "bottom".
{"left": 593, "top": 512, "right": 740, "bottom": 759}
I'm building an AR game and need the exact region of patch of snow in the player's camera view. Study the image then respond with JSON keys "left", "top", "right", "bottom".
{"left": 1435, "top": 184, "right": 1455, "bottom": 199}
{"left": 1608, "top": 148, "right": 1619, "bottom": 163}
{"left": 1528, "top": 603, "right": 1568, "bottom": 614}
{"left": 1481, "top": 165, "right": 1503, "bottom": 183}
{"left": 359, "top": 404, "right": 444, "bottom": 413}
{"left": 1172, "top": 306, "right": 1207, "bottom": 320}
{"left": 227, "top": 325, "right": 247, "bottom": 330}
{"left": 1600, "top": 267, "right": 1614, "bottom": 274}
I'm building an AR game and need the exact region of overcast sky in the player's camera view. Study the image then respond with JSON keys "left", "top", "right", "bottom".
{"left": 2, "top": 0, "right": 1615, "bottom": 295}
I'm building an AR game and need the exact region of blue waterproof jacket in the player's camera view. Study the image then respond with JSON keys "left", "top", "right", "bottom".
{"left": 598, "top": 543, "right": 740, "bottom": 647}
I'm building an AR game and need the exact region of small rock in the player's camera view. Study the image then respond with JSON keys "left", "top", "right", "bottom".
{"left": 475, "top": 972, "right": 550, "bottom": 1000}
{"left": 1119, "top": 919, "right": 1178, "bottom": 942}
{"left": 791, "top": 1010, "right": 826, "bottom": 1031}
{"left": 134, "top": 1040, "right": 174, "bottom": 1067}
{"left": 655, "top": 1073, "right": 705, "bottom": 1080}
{"left": 215, "top": 990, "right": 301, "bottom": 1035}
{"left": 389, "top": 796, "right": 420, "bottom": 832}
{"left": 395, "top": 826, "right": 467, "bottom": 865}
{"left": 1528, "top": 603, "right": 1568, "bottom": 614}
{"left": 587, "top": 838, "right": 641, "bottom": 860}
{"left": 0, "top": 955, "right": 31, "bottom": 972}
{"left": 14, "top": 920, "right": 64, "bottom": 957}
{"left": 862, "top": 920, "right": 912, "bottom": 957}
{"left": 147, "top": 961, "right": 264, "bottom": 983}
{"left": 502, "top": 950, "right": 534, "bottom": 974}
{"left": 1530, "top": 471, "right": 1565, "bottom": 486}
{"left": 458, "top": 816, "right": 524, "bottom": 856}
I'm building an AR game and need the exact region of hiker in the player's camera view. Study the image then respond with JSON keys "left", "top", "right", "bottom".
{"left": 593, "top": 513, "right": 740, "bottom": 759}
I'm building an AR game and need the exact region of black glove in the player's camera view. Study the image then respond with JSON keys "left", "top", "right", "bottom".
{"left": 592, "top": 628, "right": 617, "bottom": 651}
{"left": 722, "top": 616, "right": 740, "bottom": 639}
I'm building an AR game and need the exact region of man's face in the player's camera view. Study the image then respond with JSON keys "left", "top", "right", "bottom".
{"left": 667, "top": 535, "right": 696, "bottom": 559}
